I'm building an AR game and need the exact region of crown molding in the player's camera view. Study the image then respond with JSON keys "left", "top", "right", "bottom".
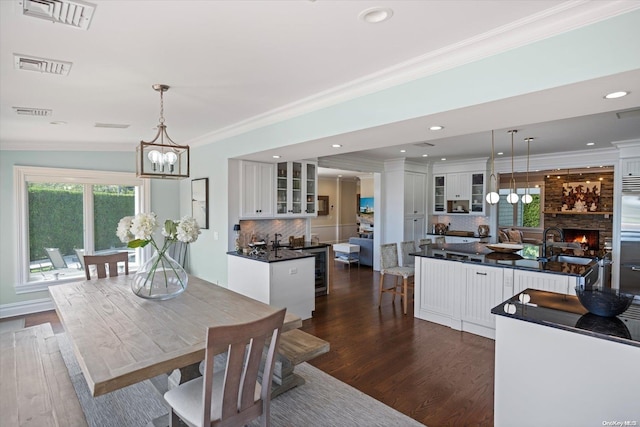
{"left": 188, "top": 1, "right": 640, "bottom": 148}
{"left": 494, "top": 147, "right": 619, "bottom": 173}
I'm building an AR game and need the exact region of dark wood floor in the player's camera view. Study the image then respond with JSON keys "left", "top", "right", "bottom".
{"left": 5, "top": 253, "right": 495, "bottom": 426}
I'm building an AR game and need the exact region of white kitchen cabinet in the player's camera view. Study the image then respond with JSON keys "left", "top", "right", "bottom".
{"left": 433, "top": 175, "right": 446, "bottom": 213}
{"left": 621, "top": 157, "right": 640, "bottom": 176}
{"left": 446, "top": 172, "right": 470, "bottom": 201}
{"left": 415, "top": 257, "right": 460, "bottom": 323}
{"left": 404, "top": 216, "right": 425, "bottom": 246}
{"left": 240, "top": 161, "right": 275, "bottom": 218}
{"left": 463, "top": 265, "right": 504, "bottom": 331}
{"left": 404, "top": 172, "right": 426, "bottom": 216}
{"left": 275, "top": 161, "right": 318, "bottom": 217}
{"left": 432, "top": 171, "right": 486, "bottom": 215}
{"left": 513, "top": 269, "right": 574, "bottom": 296}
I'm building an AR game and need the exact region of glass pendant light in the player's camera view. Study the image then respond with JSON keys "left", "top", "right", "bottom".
{"left": 485, "top": 130, "right": 500, "bottom": 205}
{"left": 506, "top": 130, "right": 519, "bottom": 204}
{"left": 521, "top": 137, "right": 533, "bottom": 204}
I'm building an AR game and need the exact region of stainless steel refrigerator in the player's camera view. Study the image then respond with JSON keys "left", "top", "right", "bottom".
{"left": 620, "top": 191, "right": 640, "bottom": 295}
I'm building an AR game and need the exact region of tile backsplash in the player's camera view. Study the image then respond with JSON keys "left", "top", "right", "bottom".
{"left": 431, "top": 215, "right": 490, "bottom": 234}
{"left": 238, "top": 219, "right": 307, "bottom": 245}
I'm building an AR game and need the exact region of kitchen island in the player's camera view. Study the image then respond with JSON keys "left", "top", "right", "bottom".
{"left": 227, "top": 244, "right": 328, "bottom": 320}
{"left": 492, "top": 289, "right": 639, "bottom": 426}
{"left": 411, "top": 242, "right": 599, "bottom": 338}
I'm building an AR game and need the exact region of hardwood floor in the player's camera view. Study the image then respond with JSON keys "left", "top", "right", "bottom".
{"left": 4, "top": 252, "right": 495, "bottom": 426}
{"left": 301, "top": 257, "right": 495, "bottom": 426}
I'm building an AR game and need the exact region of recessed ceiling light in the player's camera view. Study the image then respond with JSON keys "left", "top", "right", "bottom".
{"left": 400, "top": 149, "right": 406, "bottom": 153}
{"left": 604, "top": 91, "right": 629, "bottom": 99}
{"left": 358, "top": 7, "right": 393, "bottom": 23}
{"left": 497, "top": 152, "right": 504, "bottom": 156}
{"left": 429, "top": 126, "right": 444, "bottom": 131}
{"left": 332, "top": 144, "right": 342, "bottom": 148}
{"left": 50, "top": 121, "right": 67, "bottom": 125}
{"left": 441, "top": 158, "right": 446, "bottom": 161}
{"left": 586, "top": 142, "right": 595, "bottom": 146}
{"left": 422, "top": 154, "right": 428, "bottom": 157}
{"left": 272, "top": 155, "right": 281, "bottom": 159}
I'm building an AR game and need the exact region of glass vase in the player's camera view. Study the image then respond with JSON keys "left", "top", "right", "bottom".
{"left": 131, "top": 249, "right": 188, "bottom": 300}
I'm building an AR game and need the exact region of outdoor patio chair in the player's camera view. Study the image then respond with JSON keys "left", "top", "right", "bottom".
{"left": 45, "top": 247, "right": 68, "bottom": 269}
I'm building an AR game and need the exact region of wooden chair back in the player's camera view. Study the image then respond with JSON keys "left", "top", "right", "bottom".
{"left": 83, "top": 252, "right": 129, "bottom": 280}
{"left": 166, "top": 240, "right": 187, "bottom": 268}
{"left": 165, "top": 308, "right": 286, "bottom": 427}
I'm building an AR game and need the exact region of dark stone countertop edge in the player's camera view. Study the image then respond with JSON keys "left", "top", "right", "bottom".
{"left": 227, "top": 249, "right": 317, "bottom": 263}
{"left": 491, "top": 289, "right": 640, "bottom": 348}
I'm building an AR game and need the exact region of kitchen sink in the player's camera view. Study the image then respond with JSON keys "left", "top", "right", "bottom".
{"left": 537, "top": 255, "right": 596, "bottom": 265}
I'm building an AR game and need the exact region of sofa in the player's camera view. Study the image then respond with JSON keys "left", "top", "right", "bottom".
{"left": 348, "top": 237, "right": 374, "bottom": 267}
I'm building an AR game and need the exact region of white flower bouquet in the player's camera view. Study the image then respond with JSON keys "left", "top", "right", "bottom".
{"left": 117, "top": 212, "right": 201, "bottom": 299}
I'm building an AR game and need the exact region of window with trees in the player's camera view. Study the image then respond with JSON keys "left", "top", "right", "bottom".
{"left": 15, "top": 166, "right": 149, "bottom": 290}
{"left": 498, "top": 187, "right": 542, "bottom": 228}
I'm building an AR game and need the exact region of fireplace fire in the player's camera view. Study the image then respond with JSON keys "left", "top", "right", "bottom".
{"left": 563, "top": 228, "right": 599, "bottom": 252}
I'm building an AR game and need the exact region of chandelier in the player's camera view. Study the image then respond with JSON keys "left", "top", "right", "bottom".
{"left": 136, "top": 84, "right": 190, "bottom": 179}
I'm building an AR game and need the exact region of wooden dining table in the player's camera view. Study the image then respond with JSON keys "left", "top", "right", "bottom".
{"left": 49, "top": 274, "right": 302, "bottom": 397}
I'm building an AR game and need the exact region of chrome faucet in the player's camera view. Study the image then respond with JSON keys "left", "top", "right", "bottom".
{"left": 541, "top": 227, "right": 564, "bottom": 261}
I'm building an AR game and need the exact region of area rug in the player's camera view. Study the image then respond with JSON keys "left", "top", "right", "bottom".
{"left": 57, "top": 333, "right": 425, "bottom": 427}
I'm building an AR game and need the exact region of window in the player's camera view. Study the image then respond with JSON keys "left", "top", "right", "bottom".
{"left": 498, "top": 187, "right": 542, "bottom": 228}
{"left": 15, "top": 166, "right": 149, "bottom": 292}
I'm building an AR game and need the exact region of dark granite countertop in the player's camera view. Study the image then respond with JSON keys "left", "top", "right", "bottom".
{"left": 410, "top": 242, "right": 595, "bottom": 277}
{"left": 491, "top": 288, "right": 640, "bottom": 348}
{"left": 227, "top": 243, "right": 327, "bottom": 263}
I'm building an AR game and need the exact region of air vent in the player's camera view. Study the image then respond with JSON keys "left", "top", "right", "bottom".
{"left": 14, "top": 53, "right": 72, "bottom": 75}
{"left": 18, "top": 0, "right": 96, "bottom": 30}
{"left": 94, "top": 123, "right": 130, "bottom": 129}
{"left": 412, "top": 141, "right": 435, "bottom": 148}
{"left": 622, "top": 176, "right": 640, "bottom": 192}
{"left": 616, "top": 108, "right": 640, "bottom": 120}
{"left": 13, "top": 106, "right": 52, "bottom": 116}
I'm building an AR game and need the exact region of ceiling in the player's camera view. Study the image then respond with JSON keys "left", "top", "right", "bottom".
{"left": 1, "top": 1, "right": 639, "bottom": 173}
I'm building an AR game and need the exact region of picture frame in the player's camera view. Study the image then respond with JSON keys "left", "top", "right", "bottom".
{"left": 191, "top": 178, "right": 209, "bottom": 229}
{"left": 318, "top": 195, "right": 329, "bottom": 216}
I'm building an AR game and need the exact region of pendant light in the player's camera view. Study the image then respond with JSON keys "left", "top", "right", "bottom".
{"left": 506, "top": 130, "right": 519, "bottom": 204}
{"left": 136, "top": 84, "right": 190, "bottom": 179}
{"left": 485, "top": 130, "right": 499, "bottom": 205}
{"left": 521, "top": 137, "right": 533, "bottom": 204}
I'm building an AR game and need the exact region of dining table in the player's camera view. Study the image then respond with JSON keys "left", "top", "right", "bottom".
{"left": 49, "top": 274, "right": 302, "bottom": 398}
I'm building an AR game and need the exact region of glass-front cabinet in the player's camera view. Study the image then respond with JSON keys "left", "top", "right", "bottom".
{"left": 276, "top": 161, "right": 317, "bottom": 217}
{"left": 433, "top": 175, "right": 446, "bottom": 213}
{"left": 471, "top": 173, "right": 485, "bottom": 213}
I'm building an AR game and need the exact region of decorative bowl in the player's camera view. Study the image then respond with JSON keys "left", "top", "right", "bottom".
{"left": 486, "top": 243, "right": 524, "bottom": 253}
{"left": 575, "top": 287, "right": 635, "bottom": 317}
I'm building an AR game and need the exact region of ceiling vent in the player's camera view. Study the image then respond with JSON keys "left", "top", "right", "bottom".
{"left": 412, "top": 141, "right": 435, "bottom": 148}
{"left": 94, "top": 123, "right": 130, "bottom": 129}
{"left": 14, "top": 53, "right": 72, "bottom": 75}
{"left": 13, "top": 106, "right": 52, "bottom": 116}
{"left": 18, "top": 0, "right": 96, "bottom": 30}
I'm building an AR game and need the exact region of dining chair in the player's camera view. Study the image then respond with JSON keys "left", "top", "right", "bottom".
{"left": 418, "top": 238, "right": 432, "bottom": 248}
{"left": 400, "top": 240, "right": 417, "bottom": 268}
{"left": 83, "top": 252, "right": 129, "bottom": 280}
{"left": 164, "top": 308, "right": 287, "bottom": 427}
{"left": 378, "top": 243, "right": 414, "bottom": 315}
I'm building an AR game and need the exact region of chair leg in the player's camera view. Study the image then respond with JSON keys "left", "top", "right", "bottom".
{"left": 169, "top": 409, "right": 180, "bottom": 427}
{"left": 392, "top": 276, "right": 399, "bottom": 302}
{"left": 378, "top": 272, "right": 385, "bottom": 308}
{"left": 402, "top": 277, "right": 408, "bottom": 315}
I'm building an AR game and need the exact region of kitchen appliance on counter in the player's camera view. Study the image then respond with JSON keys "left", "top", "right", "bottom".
{"left": 620, "top": 189, "right": 640, "bottom": 295}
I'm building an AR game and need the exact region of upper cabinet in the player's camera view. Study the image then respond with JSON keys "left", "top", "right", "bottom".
{"left": 621, "top": 158, "right": 640, "bottom": 176}
{"left": 432, "top": 169, "right": 486, "bottom": 215}
{"left": 276, "top": 161, "right": 318, "bottom": 217}
{"left": 240, "top": 161, "right": 275, "bottom": 219}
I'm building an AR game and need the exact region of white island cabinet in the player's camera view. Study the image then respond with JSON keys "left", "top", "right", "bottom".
{"left": 227, "top": 253, "right": 315, "bottom": 320}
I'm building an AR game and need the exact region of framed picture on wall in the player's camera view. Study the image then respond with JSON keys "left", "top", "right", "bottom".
{"left": 191, "top": 178, "right": 209, "bottom": 229}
